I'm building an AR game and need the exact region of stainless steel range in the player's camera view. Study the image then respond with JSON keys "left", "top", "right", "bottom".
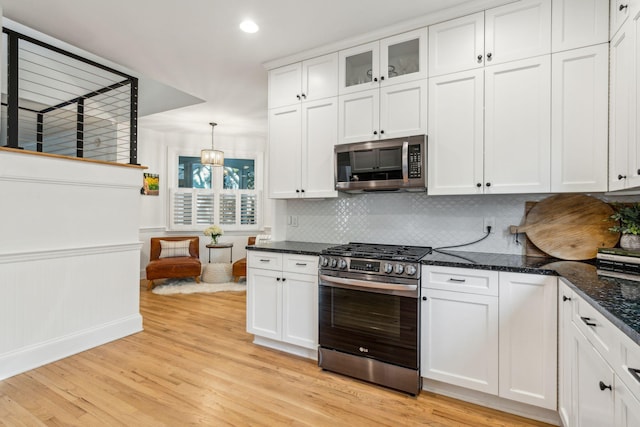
{"left": 318, "top": 242, "right": 432, "bottom": 395}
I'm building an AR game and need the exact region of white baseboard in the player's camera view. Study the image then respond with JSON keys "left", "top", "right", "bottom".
{"left": 252, "top": 336, "right": 317, "bottom": 360}
{"left": 422, "top": 378, "right": 561, "bottom": 426}
{"left": 0, "top": 314, "right": 143, "bottom": 381}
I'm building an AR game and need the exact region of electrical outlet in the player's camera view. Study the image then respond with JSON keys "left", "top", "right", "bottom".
{"left": 291, "top": 215, "right": 299, "bottom": 227}
{"left": 484, "top": 217, "right": 495, "bottom": 233}
{"left": 287, "top": 215, "right": 292, "bottom": 225}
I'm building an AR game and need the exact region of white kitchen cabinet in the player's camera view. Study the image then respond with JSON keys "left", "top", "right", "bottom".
{"left": 611, "top": 0, "right": 634, "bottom": 39}
{"left": 246, "top": 251, "right": 318, "bottom": 355}
{"left": 339, "top": 28, "right": 427, "bottom": 95}
{"left": 268, "top": 53, "right": 338, "bottom": 109}
{"left": 571, "top": 322, "right": 615, "bottom": 426}
{"left": 428, "top": 69, "right": 484, "bottom": 195}
{"left": 421, "top": 266, "right": 499, "bottom": 394}
{"left": 428, "top": 0, "right": 550, "bottom": 78}
{"left": 558, "top": 281, "right": 575, "bottom": 427}
{"left": 269, "top": 97, "right": 338, "bottom": 199}
{"left": 616, "top": 380, "right": 640, "bottom": 427}
{"left": 551, "top": 43, "right": 609, "bottom": 192}
{"left": 429, "top": 55, "right": 551, "bottom": 195}
{"left": 498, "top": 272, "right": 557, "bottom": 410}
{"left": 484, "top": 55, "right": 551, "bottom": 194}
{"left": 551, "top": 0, "right": 609, "bottom": 52}
{"left": 338, "top": 80, "right": 426, "bottom": 144}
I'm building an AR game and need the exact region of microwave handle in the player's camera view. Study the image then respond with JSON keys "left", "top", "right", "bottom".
{"left": 402, "top": 141, "right": 409, "bottom": 183}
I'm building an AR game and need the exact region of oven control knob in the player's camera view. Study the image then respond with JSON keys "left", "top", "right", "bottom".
{"left": 383, "top": 263, "right": 393, "bottom": 274}
{"left": 394, "top": 264, "right": 404, "bottom": 274}
{"left": 330, "top": 258, "right": 338, "bottom": 268}
{"left": 320, "top": 256, "right": 329, "bottom": 267}
{"left": 338, "top": 259, "right": 347, "bottom": 269}
{"left": 406, "top": 265, "right": 417, "bottom": 276}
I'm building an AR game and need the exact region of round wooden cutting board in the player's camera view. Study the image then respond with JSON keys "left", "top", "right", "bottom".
{"left": 510, "top": 194, "right": 620, "bottom": 260}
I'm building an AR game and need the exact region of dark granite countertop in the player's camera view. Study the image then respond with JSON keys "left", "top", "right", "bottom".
{"left": 423, "top": 249, "right": 640, "bottom": 346}
{"left": 246, "top": 240, "right": 337, "bottom": 256}
{"left": 246, "top": 242, "right": 640, "bottom": 347}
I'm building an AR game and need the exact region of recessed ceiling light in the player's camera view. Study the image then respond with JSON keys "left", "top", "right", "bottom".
{"left": 240, "top": 20, "right": 259, "bottom": 33}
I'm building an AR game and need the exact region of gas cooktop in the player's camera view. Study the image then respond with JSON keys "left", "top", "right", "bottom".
{"left": 322, "top": 242, "right": 432, "bottom": 262}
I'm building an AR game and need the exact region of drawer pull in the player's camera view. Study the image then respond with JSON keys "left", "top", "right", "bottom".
{"left": 628, "top": 367, "right": 640, "bottom": 384}
{"left": 562, "top": 295, "right": 571, "bottom": 302}
{"left": 259, "top": 259, "right": 271, "bottom": 262}
{"left": 295, "top": 263, "right": 308, "bottom": 266}
{"left": 581, "top": 316, "right": 597, "bottom": 327}
{"left": 599, "top": 381, "right": 612, "bottom": 391}
{"left": 449, "top": 278, "right": 466, "bottom": 283}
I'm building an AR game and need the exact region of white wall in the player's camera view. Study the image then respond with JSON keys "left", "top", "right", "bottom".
{"left": 136, "top": 125, "right": 268, "bottom": 277}
{"left": 0, "top": 149, "right": 143, "bottom": 380}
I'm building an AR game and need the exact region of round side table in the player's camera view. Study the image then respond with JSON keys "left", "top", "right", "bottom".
{"left": 205, "top": 242, "right": 233, "bottom": 263}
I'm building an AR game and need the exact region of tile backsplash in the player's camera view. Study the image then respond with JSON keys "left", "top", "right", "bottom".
{"left": 284, "top": 192, "right": 638, "bottom": 255}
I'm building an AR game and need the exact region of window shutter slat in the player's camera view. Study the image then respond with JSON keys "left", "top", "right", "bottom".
{"left": 241, "top": 193, "right": 257, "bottom": 225}
{"left": 219, "top": 194, "right": 236, "bottom": 225}
{"left": 172, "top": 191, "right": 193, "bottom": 225}
{"left": 196, "top": 193, "right": 215, "bottom": 224}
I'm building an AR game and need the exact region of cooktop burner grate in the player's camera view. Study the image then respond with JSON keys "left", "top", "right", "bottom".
{"left": 323, "top": 242, "right": 432, "bottom": 261}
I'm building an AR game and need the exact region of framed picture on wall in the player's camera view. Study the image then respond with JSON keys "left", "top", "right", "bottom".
{"left": 143, "top": 173, "right": 159, "bottom": 195}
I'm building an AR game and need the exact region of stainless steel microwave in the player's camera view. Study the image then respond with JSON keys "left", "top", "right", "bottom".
{"left": 334, "top": 135, "right": 426, "bottom": 193}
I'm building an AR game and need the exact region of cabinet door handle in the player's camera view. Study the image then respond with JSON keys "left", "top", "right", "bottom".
{"left": 563, "top": 295, "right": 572, "bottom": 302}
{"left": 301, "top": 93, "right": 306, "bottom": 99}
{"left": 477, "top": 54, "right": 483, "bottom": 63}
{"left": 296, "top": 94, "right": 301, "bottom": 100}
{"left": 486, "top": 52, "right": 492, "bottom": 61}
{"left": 449, "top": 278, "right": 466, "bottom": 283}
{"left": 259, "top": 259, "right": 270, "bottom": 262}
{"left": 581, "top": 316, "right": 597, "bottom": 327}
{"left": 620, "top": 4, "right": 629, "bottom": 11}
{"left": 599, "top": 381, "right": 612, "bottom": 391}
{"left": 618, "top": 174, "right": 627, "bottom": 180}
{"left": 628, "top": 367, "right": 640, "bottom": 384}
{"left": 295, "top": 263, "right": 307, "bottom": 266}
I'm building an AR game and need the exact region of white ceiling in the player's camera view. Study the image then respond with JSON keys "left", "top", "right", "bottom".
{"left": 0, "top": 0, "right": 498, "bottom": 137}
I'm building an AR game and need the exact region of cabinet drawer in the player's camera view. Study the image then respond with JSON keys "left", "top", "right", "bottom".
{"left": 617, "top": 330, "right": 640, "bottom": 401}
{"left": 423, "top": 266, "right": 499, "bottom": 296}
{"left": 283, "top": 254, "right": 318, "bottom": 275}
{"left": 573, "top": 294, "right": 618, "bottom": 362}
{"left": 248, "top": 251, "right": 283, "bottom": 271}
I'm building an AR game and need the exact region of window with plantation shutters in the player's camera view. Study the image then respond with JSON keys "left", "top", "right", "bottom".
{"left": 168, "top": 149, "right": 263, "bottom": 231}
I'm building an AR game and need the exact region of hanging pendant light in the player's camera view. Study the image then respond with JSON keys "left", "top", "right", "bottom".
{"left": 201, "top": 122, "right": 224, "bottom": 166}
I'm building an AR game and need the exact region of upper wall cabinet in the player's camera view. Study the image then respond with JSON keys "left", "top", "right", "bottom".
{"left": 268, "top": 53, "right": 338, "bottom": 109}
{"left": 339, "top": 28, "right": 427, "bottom": 95}
{"left": 428, "top": 0, "right": 551, "bottom": 78}
{"left": 552, "top": 0, "right": 609, "bottom": 52}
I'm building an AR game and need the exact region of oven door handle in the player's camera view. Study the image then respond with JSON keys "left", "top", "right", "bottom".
{"left": 402, "top": 140, "right": 409, "bottom": 183}
{"left": 319, "top": 274, "right": 417, "bottom": 292}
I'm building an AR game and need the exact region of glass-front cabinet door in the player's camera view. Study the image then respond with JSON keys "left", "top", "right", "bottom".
{"left": 380, "top": 28, "right": 427, "bottom": 86}
{"left": 339, "top": 27, "right": 427, "bottom": 95}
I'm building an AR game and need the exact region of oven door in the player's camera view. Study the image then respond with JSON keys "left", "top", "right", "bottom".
{"left": 318, "top": 272, "right": 420, "bottom": 370}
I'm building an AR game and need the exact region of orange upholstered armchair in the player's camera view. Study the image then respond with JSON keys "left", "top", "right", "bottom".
{"left": 146, "top": 236, "right": 201, "bottom": 290}
{"left": 232, "top": 236, "right": 256, "bottom": 282}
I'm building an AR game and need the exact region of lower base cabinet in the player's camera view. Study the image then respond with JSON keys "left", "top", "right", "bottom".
{"left": 246, "top": 251, "right": 318, "bottom": 354}
{"left": 421, "top": 266, "right": 557, "bottom": 411}
{"left": 559, "top": 280, "right": 640, "bottom": 427}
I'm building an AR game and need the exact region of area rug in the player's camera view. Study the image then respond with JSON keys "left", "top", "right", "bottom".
{"left": 151, "top": 278, "right": 246, "bottom": 295}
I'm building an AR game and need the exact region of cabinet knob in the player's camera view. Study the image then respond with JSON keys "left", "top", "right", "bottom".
{"left": 380, "top": 130, "right": 385, "bottom": 134}
{"left": 562, "top": 295, "right": 572, "bottom": 302}
{"left": 296, "top": 94, "right": 301, "bottom": 100}
{"left": 618, "top": 174, "right": 627, "bottom": 180}
{"left": 487, "top": 52, "right": 493, "bottom": 61}
{"left": 373, "top": 130, "right": 378, "bottom": 135}
{"left": 301, "top": 93, "right": 306, "bottom": 99}
{"left": 282, "top": 277, "right": 286, "bottom": 282}
{"left": 485, "top": 182, "right": 491, "bottom": 187}
{"left": 301, "top": 189, "right": 305, "bottom": 193}
{"left": 422, "top": 296, "right": 427, "bottom": 301}
{"left": 476, "top": 183, "right": 482, "bottom": 188}
{"left": 477, "top": 54, "right": 483, "bottom": 63}
{"left": 373, "top": 77, "right": 378, "bottom": 82}
{"left": 296, "top": 189, "right": 300, "bottom": 193}
{"left": 380, "top": 76, "right": 385, "bottom": 81}
{"left": 276, "top": 277, "right": 281, "bottom": 281}
{"left": 599, "top": 381, "right": 612, "bottom": 391}
{"left": 620, "top": 4, "right": 629, "bottom": 11}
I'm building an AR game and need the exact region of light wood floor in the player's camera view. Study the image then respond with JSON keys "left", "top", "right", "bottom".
{"left": 0, "top": 282, "right": 554, "bottom": 426}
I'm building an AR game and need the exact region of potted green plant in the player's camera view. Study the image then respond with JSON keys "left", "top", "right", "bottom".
{"left": 609, "top": 203, "right": 640, "bottom": 250}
